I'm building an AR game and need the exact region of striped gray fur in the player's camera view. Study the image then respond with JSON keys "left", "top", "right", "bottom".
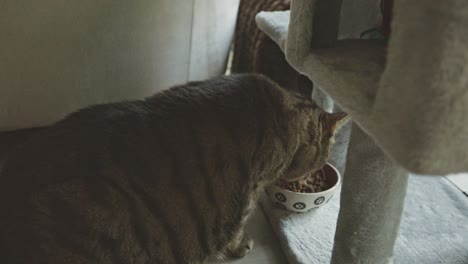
{"left": 0, "top": 74, "right": 349, "bottom": 264}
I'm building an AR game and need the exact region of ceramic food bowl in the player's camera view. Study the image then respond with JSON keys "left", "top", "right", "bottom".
{"left": 267, "top": 162, "right": 341, "bottom": 213}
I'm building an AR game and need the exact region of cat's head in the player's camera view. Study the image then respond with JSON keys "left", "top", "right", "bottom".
{"left": 281, "top": 102, "right": 349, "bottom": 182}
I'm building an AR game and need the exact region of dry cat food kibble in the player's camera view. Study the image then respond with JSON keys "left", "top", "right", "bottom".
{"left": 276, "top": 170, "right": 328, "bottom": 193}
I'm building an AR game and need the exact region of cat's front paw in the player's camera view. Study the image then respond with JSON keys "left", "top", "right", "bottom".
{"left": 228, "top": 236, "right": 254, "bottom": 258}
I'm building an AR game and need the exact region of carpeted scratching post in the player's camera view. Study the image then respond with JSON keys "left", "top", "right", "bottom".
{"left": 331, "top": 124, "right": 408, "bottom": 264}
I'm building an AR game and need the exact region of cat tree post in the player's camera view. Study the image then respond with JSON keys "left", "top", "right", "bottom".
{"left": 331, "top": 124, "right": 408, "bottom": 264}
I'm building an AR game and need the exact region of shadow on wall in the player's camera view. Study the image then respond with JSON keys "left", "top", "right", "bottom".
{"left": 0, "top": 0, "right": 240, "bottom": 131}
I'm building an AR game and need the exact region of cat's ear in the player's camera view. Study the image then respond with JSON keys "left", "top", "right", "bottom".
{"left": 321, "top": 112, "right": 350, "bottom": 135}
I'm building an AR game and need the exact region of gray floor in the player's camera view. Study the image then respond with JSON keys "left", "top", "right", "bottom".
{"left": 0, "top": 128, "right": 287, "bottom": 264}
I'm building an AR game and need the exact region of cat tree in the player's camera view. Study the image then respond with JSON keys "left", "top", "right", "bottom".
{"left": 256, "top": 0, "right": 468, "bottom": 263}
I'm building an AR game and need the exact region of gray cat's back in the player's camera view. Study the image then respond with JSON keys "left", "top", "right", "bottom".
{"left": 0, "top": 101, "right": 156, "bottom": 263}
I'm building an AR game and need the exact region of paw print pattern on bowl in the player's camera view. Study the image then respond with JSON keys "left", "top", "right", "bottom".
{"left": 275, "top": 193, "right": 287, "bottom": 202}
{"left": 293, "top": 202, "right": 306, "bottom": 210}
{"left": 314, "top": 196, "right": 325, "bottom": 205}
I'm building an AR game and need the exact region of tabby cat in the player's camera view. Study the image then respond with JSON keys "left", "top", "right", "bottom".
{"left": 0, "top": 74, "right": 348, "bottom": 264}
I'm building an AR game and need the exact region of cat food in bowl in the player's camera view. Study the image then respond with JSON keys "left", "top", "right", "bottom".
{"left": 267, "top": 162, "right": 341, "bottom": 213}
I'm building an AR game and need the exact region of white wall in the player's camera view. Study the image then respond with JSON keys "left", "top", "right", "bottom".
{"left": 0, "top": 0, "right": 239, "bottom": 130}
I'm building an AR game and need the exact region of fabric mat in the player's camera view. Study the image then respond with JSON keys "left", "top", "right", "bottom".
{"left": 262, "top": 175, "right": 468, "bottom": 264}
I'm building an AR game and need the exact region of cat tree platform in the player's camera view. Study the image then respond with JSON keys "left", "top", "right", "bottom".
{"left": 256, "top": 2, "right": 468, "bottom": 174}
